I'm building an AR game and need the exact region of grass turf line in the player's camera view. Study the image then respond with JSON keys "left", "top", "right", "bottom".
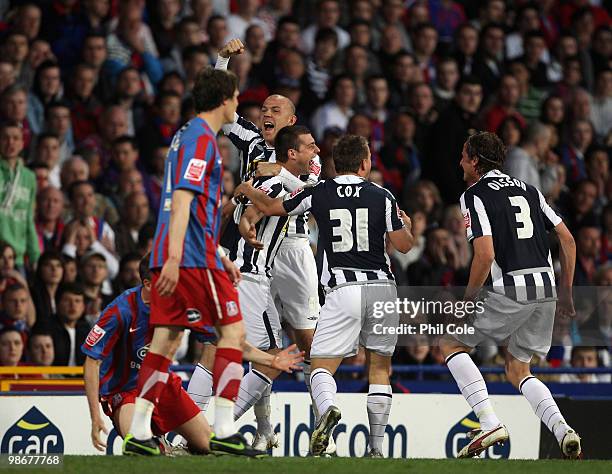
{"left": 10, "top": 457, "right": 612, "bottom": 474}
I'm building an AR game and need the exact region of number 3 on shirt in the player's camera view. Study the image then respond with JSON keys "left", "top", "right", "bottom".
{"left": 330, "top": 208, "right": 369, "bottom": 252}
{"left": 508, "top": 196, "right": 534, "bottom": 239}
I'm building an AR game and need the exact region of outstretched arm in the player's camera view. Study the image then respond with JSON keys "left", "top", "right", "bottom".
{"left": 235, "top": 181, "right": 288, "bottom": 217}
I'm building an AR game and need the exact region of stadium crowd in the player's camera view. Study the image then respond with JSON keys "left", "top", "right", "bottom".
{"left": 0, "top": 0, "right": 610, "bottom": 384}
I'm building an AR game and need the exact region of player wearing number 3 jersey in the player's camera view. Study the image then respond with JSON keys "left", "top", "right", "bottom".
{"left": 234, "top": 135, "right": 414, "bottom": 457}
{"left": 440, "top": 132, "right": 581, "bottom": 459}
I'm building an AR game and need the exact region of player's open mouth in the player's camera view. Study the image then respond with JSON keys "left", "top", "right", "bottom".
{"left": 263, "top": 121, "right": 275, "bottom": 131}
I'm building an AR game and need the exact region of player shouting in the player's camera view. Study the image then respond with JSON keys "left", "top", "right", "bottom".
{"left": 234, "top": 135, "right": 414, "bottom": 457}
{"left": 83, "top": 254, "right": 303, "bottom": 454}
{"left": 122, "top": 66, "right": 258, "bottom": 457}
{"left": 440, "top": 132, "right": 581, "bottom": 459}
{"left": 187, "top": 39, "right": 324, "bottom": 452}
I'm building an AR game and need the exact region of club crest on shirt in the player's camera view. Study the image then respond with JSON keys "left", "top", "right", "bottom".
{"left": 85, "top": 324, "right": 106, "bottom": 347}
{"left": 184, "top": 158, "right": 206, "bottom": 182}
{"left": 463, "top": 209, "right": 471, "bottom": 228}
{"left": 257, "top": 185, "right": 273, "bottom": 195}
{"left": 186, "top": 308, "right": 202, "bottom": 323}
{"left": 226, "top": 301, "right": 239, "bottom": 317}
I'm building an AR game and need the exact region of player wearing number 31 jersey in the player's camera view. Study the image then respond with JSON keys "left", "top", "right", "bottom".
{"left": 234, "top": 135, "right": 414, "bottom": 457}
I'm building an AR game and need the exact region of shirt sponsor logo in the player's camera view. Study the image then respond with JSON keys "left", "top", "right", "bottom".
{"left": 186, "top": 308, "right": 202, "bottom": 323}
{"left": 226, "top": 301, "right": 239, "bottom": 317}
{"left": 85, "top": 324, "right": 106, "bottom": 347}
{"left": 463, "top": 209, "right": 471, "bottom": 229}
{"left": 258, "top": 185, "right": 272, "bottom": 195}
{"left": 289, "top": 187, "right": 304, "bottom": 198}
{"left": 309, "top": 160, "right": 321, "bottom": 176}
{"left": 184, "top": 158, "right": 206, "bottom": 182}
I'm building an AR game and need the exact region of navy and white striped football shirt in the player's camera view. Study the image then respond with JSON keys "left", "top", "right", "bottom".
{"left": 283, "top": 175, "right": 405, "bottom": 291}
{"left": 460, "top": 169, "right": 562, "bottom": 302}
{"left": 232, "top": 175, "right": 288, "bottom": 278}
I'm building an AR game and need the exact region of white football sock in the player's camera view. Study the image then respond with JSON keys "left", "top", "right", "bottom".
{"left": 187, "top": 364, "right": 214, "bottom": 413}
{"left": 214, "top": 396, "right": 236, "bottom": 439}
{"left": 254, "top": 384, "right": 273, "bottom": 435}
{"left": 303, "top": 359, "right": 320, "bottom": 421}
{"left": 367, "top": 384, "right": 392, "bottom": 452}
{"left": 233, "top": 369, "right": 271, "bottom": 421}
{"left": 310, "top": 368, "right": 337, "bottom": 420}
{"left": 129, "top": 397, "right": 154, "bottom": 440}
{"left": 520, "top": 376, "right": 569, "bottom": 444}
{"left": 446, "top": 351, "right": 501, "bottom": 431}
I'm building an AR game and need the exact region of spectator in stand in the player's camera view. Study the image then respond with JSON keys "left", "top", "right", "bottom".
{"left": 471, "top": 0, "right": 506, "bottom": 31}
{"left": 32, "top": 133, "right": 62, "bottom": 188}
{"left": 113, "top": 67, "right": 147, "bottom": 136}
{"left": 81, "top": 33, "right": 111, "bottom": 103}
{"left": 346, "top": 20, "right": 380, "bottom": 74}
{"left": 79, "top": 252, "right": 113, "bottom": 325}
{"left": 505, "top": 121, "right": 558, "bottom": 195}
{"left": 28, "top": 328, "right": 55, "bottom": 368}
{"left": 30, "top": 162, "right": 50, "bottom": 191}
{"left": 113, "top": 252, "right": 142, "bottom": 296}
{"left": 554, "top": 55, "right": 584, "bottom": 106}
{"left": 453, "top": 23, "right": 479, "bottom": 76}
{"left": 540, "top": 95, "right": 566, "bottom": 143}
{"left": 0, "top": 123, "right": 40, "bottom": 272}
{"left": 340, "top": 44, "right": 369, "bottom": 109}
{"left": 483, "top": 74, "right": 526, "bottom": 133}
{"left": 433, "top": 57, "right": 460, "bottom": 112}
{"left": 67, "top": 180, "right": 116, "bottom": 254}
{"left": 30, "top": 251, "right": 64, "bottom": 325}
{"left": 228, "top": 49, "right": 269, "bottom": 105}
{"left": 508, "top": 60, "right": 547, "bottom": 124}
{"left": 362, "top": 75, "right": 390, "bottom": 159}
{"left": 405, "top": 180, "right": 444, "bottom": 227}
{"left": 574, "top": 224, "right": 602, "bottom": 286}
{"left": 161, "top": 16, "right": 206, "bottom": 76}
{"left": 374, "top": 0, "right": 411, "bottom": 52}
{"left": 182, "top": 45, "right": 209, "bottom": 92}
{"left": 204, "top": 15, "right": 229, "bottom": 65}
{"left": 227, "top": 0, "right": 267, "bottom": 42}
{"left": 520, "top": 30, "right": 551, "bottom": 90}
{"left": 245, "top": 24, "right": 268, "bottom": 81}
{"left": 0, "top": 284, "right": 35, "bottom": 339}
{"left": 301, "top": 0, "right": 349, "bottom": 55}
{"left": 389, "top": 208, "right": 426, "bottom": 272}
{"left": 1, "top": 31, "right": 29, "bottom": 90}
{"left": 0, "top": 85, "right": 36, "bottom": 151}
{"left": 306, "top": 28, "right": 338, "bottom": 103}
{"left": 0, "top": 243, "right": 25, "bottom": 304}
{"left": 20, "top": 39, "right": 57, "bottom": 92}
{"left": 9, "top": 3, "right": 42, "bottom": 42}
{"left": 35, "top": 187, "right": 65, "bottom": 253}
{"left": 426, "top": 75, "right": 483, "bottom": 204}
{"left": 0, "top": 61, "right": 17, "bottom": 94}
{"left": 388, "top": 52, "right": 419, "bottom": 110}
{"left": 104, "top": 0, "right": 163, "bottom": 94}
{"left": 560, "top": 179, "right": 599, "bottom": 234}
{"left": 114, "top": 191, "right": 150, "bottom": 257}
{"left": 380, "top": 112, "right": 421, "bottom": 195}
{"left": 66, "top": 63, "right": 103, "bottom": 143}
{"left": 590, "top": 26, "right": 611, "bottom": 78}
{"left": 0, "top": 328, "right": 24, "bottom": 367}
{"left": 560, "top": 346, "right": 603, "bottom": 383}
{"left": 50, "top": 283, "right": 90, "bottom": 367}
{"left": 413, "top": 23, "right": 438, "bottom": 85}
{"left": 44, "top": 101, "right": 74, "bottom": 164}
{"left": 472, "top": 23, "right": 505, "bottom": 96}
{"left": 377, "top": 24, "right": 405, "bottom": 80}
{"left": 406, "top": 227, "right": 463, "bottom": 287}
{"left": 29, "top": 61, "right": 64, "bottom": 136}
{"left": 591, "top": 69, "right": 612, "bottom": 140}
{"left": 442, "top": 204, "right": 472, "bottom": 270}
{"left": 310, "top": 74, "right": 356, "bottom": 140}
{"left": 560, "top": 119, "right": 594, "bottom": 186}
{"left": 79, "top": 105, "right": 129, "bottom": 168}
{"left": 104, "top": 136, "right": 141, "bottom": 192}
{"left": 410, "top": 83, "right": 438, "bottom": 157}
{"left": 149, "top": 0, "right": 182, "bottom": 60}
{"left": 496, "top": 116, "right": 524, "bottom": 149}
{"left": 585, "top": 146, "right": 610, "bottom": 212}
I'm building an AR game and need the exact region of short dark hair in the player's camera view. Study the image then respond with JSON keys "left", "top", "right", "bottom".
{"left": 44, "top": 100, "right": 70, "bottom": 120}
{"left": 55, "top": 282, "right": 85, "bottom": 307}
{"left": 112, "top": 135, "right": 139, "bottom": 151}
{"left": 35, "top": 132, "right": 60, "bottom": 148}
{"left": 465, "top": 131, "right": 506, "bottom": 174}
{"left": 181, "top": 44, "right": 207, "bottom": 62}
{"left": 456, "top": 74, "right": 482, "bottom": 92}
{"left": 275, "top": 125, "right": 312, "bottom": 163}
{"left": 139, "top": 253, "right": 151, "bottom": 283}
{"left": 68, "top": 179, "right": 94, "bottom": 201}
{"left": 36, "top": 250, "right": 64, "bottom": 281}
{"left": 192, "top": 66, "right": 238, "bottom": 113}
{"left": 333, "top": 135, "right": 370, "bottom": 174}
{"left": 2, "top": 283, "right": 27, "bottom": 304}
{"left": 315, "top": 27, "right": 338, "bottom": 45}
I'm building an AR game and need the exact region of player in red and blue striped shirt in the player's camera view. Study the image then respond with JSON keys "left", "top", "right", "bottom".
{"left": 124, "top": 66, "right": 260, "bottom": 457}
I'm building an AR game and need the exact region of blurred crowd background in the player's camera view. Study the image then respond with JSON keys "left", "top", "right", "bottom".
{"left": 0, "top": 0, "right": 610, "bottom": 384}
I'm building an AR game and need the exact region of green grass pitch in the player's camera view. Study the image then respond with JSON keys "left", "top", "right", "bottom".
{"left": 10, "top": 457, "right": 612, "bottom": 474}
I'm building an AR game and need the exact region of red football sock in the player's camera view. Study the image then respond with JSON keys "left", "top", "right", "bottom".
{"left": 136, "top": 352, "right": 172, "bottom": 404}
{"left": 213, "top": 347, "right": 243, "bottom": 401}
